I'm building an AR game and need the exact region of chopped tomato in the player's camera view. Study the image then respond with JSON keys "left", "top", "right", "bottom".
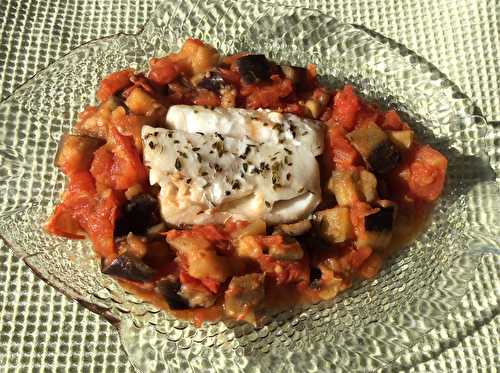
{"left": 408, "top": 145, "right": 447, "bottom": 201}
{"left": 224, "top": 220, "right": 250, "bottom": 234}
{"left": 350, "top": 201, "right": 377, "bottom": 238}
{"left": 260, "top": 235, "right": 284, "bottom": 248}
{"left": 46, "top": 171, "right": 121, "bottom": 258}
{"left": 217, "top": 68, "right": 241, "bottom": 87}
{"left": 179, "top": 269, "right": 219, "bottom": 293}
{"left": 242, "top": 75, "right": 293, "bottom": 109}
{"left": 194, "top": 89, "right": 221, "bottom": 107}
{"left": 390, "top": 144, "right": 447, "bottom": 203}
{"left": 110, "top": 106, "right": 153, "bottom": 151}
{"left": 223, "top": 51, "right": 250, "bottom": 66}
{"left": 45, "top": 204, "right": 85, "bottom": 239}
{"left": 200, "top": 277, "right": 221, "bottom": 294}
{"left": 108, "top": 127, "right": 148, "bottom": 190}
{"left": 381, "top": 110, "right": 403, "bottom": 130}
{"left": 350, "top": 246, "right": 373, "bottom": 270}
{"left": 355, "top": 103, "right": 383, "bottom": 128}
{"left": 329, "top": 85, "right": 361, "bottom": 131}
{"left": 96, "top": 69, "right": 134, "bottom": 103}
{"left": 165, "top": 224, "right": 230, "bottom": 242}
{"left": 90, "top": 128, "right": 147, "bottom": 191}
{"left": 257, "top": 255, "right": 309, "bottom": 285}
{"left": 282, "top": 103, "right": 305, "bottom": 116}
{"left": 357, "top": 254, "right": 383, "bottom": 279}
{"left": 76, "top": 106, "right": 98, "bottom": 125}
{"left": 90, "top": 146, "right": 114, "bottom": 189}
{"left": 148, "top": 57, "right": 181, "bottom": 85}
{"left": 323, "top": 127, "right": 360, "bottom": 174}
{"left": 74, "top": 189, "right": 121, "bottom": 258}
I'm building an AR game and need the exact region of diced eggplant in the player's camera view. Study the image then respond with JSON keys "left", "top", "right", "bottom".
{"left": 326, "top": 170, "right": 362, "bottom": 207}
{"left": 358, "top": 206, "right": 396, "bottom": 249}
{"left": 55, "top": 134, "right": 104, "bottom": 173}
{"left": 224, "top": 273, "right": 265, "bottom": 324}
{"left": 280, "top": 65, "right": 308, "bottom": 84}
{"left": 114, "top": 194, "right": 162, "bottom": 237}
{"left": 124, "top": 184, "right": 144, "bottom": 200}
{"left": 314, "top": 207, "right": 354, "bottom": 245}
{"left": 326, "top": 169, "right": 378, "bottom": 206}
{"left": 387, "top": 130, "right": 414, "bottom": 150}
{"left": 125, "top": 233, "right": 148, "bottom": 258}
{"left": 274, "top": 219, "right": 312, "bottom": 237}
{"left": 178, "top": 282, "right": 217, "bottom": 308}
{"left": 304, "top": 99, "right": 322, "bottom": 119}
{"left": 368, "top": 142, "right": 401, "bottom": 174}
{"left": 231, "top": 219, "right": 267, "bottom": 239}
{"left": 358, "top": 170, "right": 378, "bottom": 203}
{"left": 167, "top": 235, "right": 232, "bottom": 282}
{"left": 75, "top": 98, "right": 119, "bottom": 138}
{"left": 309, "top": 267, "right": 322, "bottom": 288}
{"left": 156, "top": 278, "right": 190, "bottom": 310}
{"left": 236, "top": 55, "right": 272, "bottom": 84}
{"left": 315, "top": 260, "right": 345, "bottom": 300}
{"left": 236, "top": 235, "right": 264, "bottom": 259}
{"left": 196, "top": 70, "right": 226, "bottom": 92}
{"left": 267, "top": 236, "right": 304, "bottom": 260}
{"left": 348, "top": 123, "right": 400, "bottom": 174}
{"left": 364, "top": 206, "right": 395, "bottom": 232}
{"left": 124, "top": 87, "right": 162, "bottom": 116}
{"left": 101, "top": 254, "right": 156, "bottom": 282}
{"left": 142, "top": 239, "right": 175, "bottom": 269}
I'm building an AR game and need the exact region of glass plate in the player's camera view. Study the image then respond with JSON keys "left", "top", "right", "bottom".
{"left": 0, "top": 0, "right": 498, "bottom": 372}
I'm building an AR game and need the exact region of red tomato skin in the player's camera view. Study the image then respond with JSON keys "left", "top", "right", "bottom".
{"left": 329, "top": 85, "right": 361, "bottom": 131}
{"left": 390, "top": 144, "right": 447, "bottom": 203}
{"left": 46, "top": 171, "right": 121, "bottom": 258}
{"left": 96, "top": 69, "right": 134, "bottom": 103}
{"left": 193, "top": 90, "right": 221, "bottom": 107}
{"left": 381, "top": 110, "right": 403, "bottom": 130}
{"left": 148, "top": 57, "right": 180, "bottom": 85}
{"left": 242, "top": 75, "right": 293, "bottom": 109}
{"left": 109, "top": 127, "right": 148, "bottom": 190}
{"left": 323, "top": 127, "right": 360, "bottom": 174}
{"left": 408, "top": 145, "right": 447, "bottom": 201}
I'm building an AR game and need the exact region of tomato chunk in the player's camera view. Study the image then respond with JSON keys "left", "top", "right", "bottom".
{"left": 323, "top": 127, "right": 360, "bottom": 174}
{"left": 91, "top": 128, "right": 148, "bottom": 190}
{"left": 45, "top": 204, "right": 85, "bottom": 239}
{"left": 242, "top": 75, "right": 293, "bottom": 109}
{"left": 408, "top": 145, "right": 447, "bottom": 201}
{"left": 194, "top": 89, "right": 221, "bottom": 107}
{"left": 329, "top": 85, "right": 361, "bottom": 131}
{"left": 148, "top": 57, "right": 180, "bottom": 85}
{"left": 46, "top": 171, "right": 121, "bottom": 258}
{"left": 96, "top": 69, "right": 134, "bottom": 103}
{"left": 381, "top": 110, "right": 403, "bottom": 130}
{"left": 390, "top": 144, "right": 447, "bottom": 202}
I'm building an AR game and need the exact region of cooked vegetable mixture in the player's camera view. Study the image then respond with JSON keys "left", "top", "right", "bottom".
{"left": 46, "top": 39, "right": 448, "bottom": 325}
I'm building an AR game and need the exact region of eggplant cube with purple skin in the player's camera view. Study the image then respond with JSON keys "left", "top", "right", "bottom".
{"left": 359, "top": 206, "right": 396, "bottom": 249}
{"left": 348, "top": 123, "right": 400, "bottom": 174}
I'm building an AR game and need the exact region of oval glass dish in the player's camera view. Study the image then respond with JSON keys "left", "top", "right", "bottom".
{"left": 0, "top": 1, "right": 498, "bottom": 372}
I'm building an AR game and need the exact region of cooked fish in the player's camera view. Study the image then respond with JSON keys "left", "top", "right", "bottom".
{"left": 165, "top": 105, "right": 324, "bottom": 156}
{"left": 142, "top": 122, "right": 322, "bottom": 225}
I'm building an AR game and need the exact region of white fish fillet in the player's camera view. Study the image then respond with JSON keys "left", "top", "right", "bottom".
{"left": 165, "top": 105, "right": 324, "bottom": 156}
{"left": 142, "top": 124, "right": 323, "bottom": 226}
